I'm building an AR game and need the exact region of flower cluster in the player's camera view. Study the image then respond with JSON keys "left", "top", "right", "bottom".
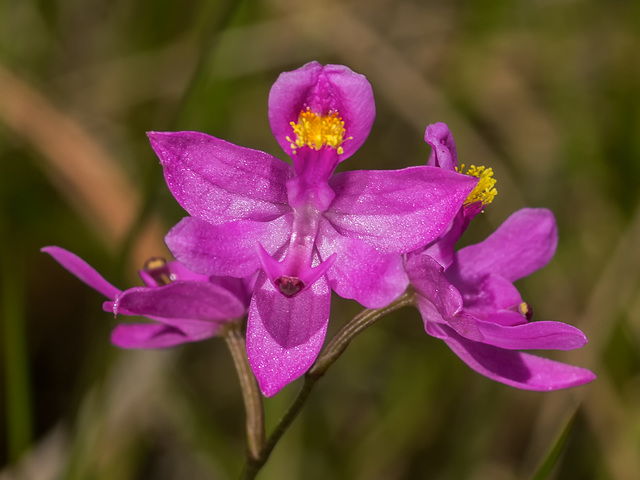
{"left": 44, "top": 61, "right": 594, "bottom": 397}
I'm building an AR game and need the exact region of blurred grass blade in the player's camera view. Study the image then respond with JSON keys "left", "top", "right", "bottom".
{"left": 529, "top": 407, "right": 579, "bottom": 480}
{"left": 2, "top": 252, "right": 33, "bottom": 461}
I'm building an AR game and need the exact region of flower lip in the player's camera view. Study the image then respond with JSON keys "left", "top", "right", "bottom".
{"left": 268, "top": 61, "right": 375, "bottom": 161}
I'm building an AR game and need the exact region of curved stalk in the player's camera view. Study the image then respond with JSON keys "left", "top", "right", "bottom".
{"left": 223, "top": 321, "right": 265, "bottom": 461}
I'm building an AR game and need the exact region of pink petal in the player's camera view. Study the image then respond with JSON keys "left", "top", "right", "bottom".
{"left": 326, "top": 166, "right": 477, "bottom": 253}
{"left": 42, "top": 246, "right": 121, "bottom": 300}
{"left": 406, "top": 254, "right": 483, "bottom": 341}
{"left": 476, "top": 319, "right": 589, "bottom": 351}
{"left": 148, "top": 131, "right": 293, "bottom": 224}
{"left": 246, "top": 273, "right": 331, "bottom": 397}
{"left": 454, "top": 274, "right": 523, "bottom": 319}
{"left": 268, "top": 62, "right": 375, "bottom": 161}
{"left": 316, "top": 220, "right": 408, "bottom": 308}
{"left": 111, "top": 322, "right": 218, "bottom": 349}
{"left": 109, "top": 281, "right": 246, "bottom": 322}
{"left": 452, "top": 208, "right": 557, "bottom": 283}
{"left": 430, "top": 323, "right": 596, "bottom": 391}
{"left": 165, "top": 215, "right": 292, "bottom": 277}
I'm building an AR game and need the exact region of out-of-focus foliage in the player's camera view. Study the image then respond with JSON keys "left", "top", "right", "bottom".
{"left": 1, "top": 0, "right": 639, "bottom": 479}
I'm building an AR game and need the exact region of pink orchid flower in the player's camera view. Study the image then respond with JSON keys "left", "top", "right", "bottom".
{"left": 150, "top": 63, "right": 478, "bottom": 395}
{"left": 406, "top": 124, "right": 595, "bottom": 390}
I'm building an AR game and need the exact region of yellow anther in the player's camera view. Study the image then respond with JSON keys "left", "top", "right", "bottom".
{"left": 286, "top": 107, "right": 347, "bottom": 155}
{"left": 456, "top": 164, "right": 497, "bottom": 207}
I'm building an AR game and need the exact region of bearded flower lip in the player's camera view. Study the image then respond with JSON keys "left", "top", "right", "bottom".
{"left": 268, "top": 61, "right": 375, "bottom": 162}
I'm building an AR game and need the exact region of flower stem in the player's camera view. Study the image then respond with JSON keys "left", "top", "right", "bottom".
{"left": 310, "top": 291, "right": 415, "bottom": 378}
{"left": 223, "top": 321, "right": 265, "bottom": 462}
{"left": 240, "top": 292, "right": 415, "bottom": 479}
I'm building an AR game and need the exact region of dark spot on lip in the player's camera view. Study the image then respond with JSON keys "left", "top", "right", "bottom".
{"left": 275, "top": 276, "right": 305, "bottom": 297}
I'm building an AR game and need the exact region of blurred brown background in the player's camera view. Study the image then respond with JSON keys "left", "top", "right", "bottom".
{"left": 1, "top": 0, "right": 639, "bottom": 479}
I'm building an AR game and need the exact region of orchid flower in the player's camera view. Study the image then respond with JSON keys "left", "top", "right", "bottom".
{"left": 149, "top": 62, "right": 479, "bottom": 395}
{"left": 405, "top": 124, "right": 595, "bottom": 390}
{"left": 42, "top": 246, "right": 249, "bottom": 348}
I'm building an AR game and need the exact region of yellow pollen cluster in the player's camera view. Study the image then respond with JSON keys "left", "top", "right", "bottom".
{"left": 456, "top": 164, "right": 498, "bottom": 207}
{"left": 286, "top": 108, "right": 347, "bottom": 154}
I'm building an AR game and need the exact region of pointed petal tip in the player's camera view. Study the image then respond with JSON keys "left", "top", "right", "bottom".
{"left": 145, "top": 130, "right": 166, "bottom": 145}
{"left": 256, "top": 376, "right": 290, "bottom": 398}
{"left": 41, "top": 246, "right": 121, "bottom": 300}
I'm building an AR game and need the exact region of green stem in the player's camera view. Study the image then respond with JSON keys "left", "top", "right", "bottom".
{"left": 223, "top": 321, "right": 265, "bottom": 461}
{"left": 310, "top": 292, "right": 416, "bottom": 378}
{"left": 2, "top": 252, "right": 32, "bottom": 461}
{"left": 241, "top": 292, "right": 415, "bottom": 479}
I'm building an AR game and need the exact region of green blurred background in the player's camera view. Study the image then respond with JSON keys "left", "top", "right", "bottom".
{"left": 1, "top": 0, "right": 639, "bottom": 478}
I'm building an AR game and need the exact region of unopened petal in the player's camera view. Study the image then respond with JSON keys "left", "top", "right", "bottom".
{"left": 326, "top": 166, "right": 477, "bottom": 253}
{"left": 424, "top": 122, "right": 458, "bottom": 171}
{"left": 246, "top": 273, "right": 330, "bottom": 397}
{"left": 42, "top": 246, "right": 121, "bottom": 300}
{"left": 148, "top": 131, "right": 293, "bottom": 224}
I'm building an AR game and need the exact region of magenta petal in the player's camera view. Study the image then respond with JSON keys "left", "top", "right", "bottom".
{"left": 316, "top": 220, "right": 407, "bottom": 308}
{"left": 112, "top": 281, "right": 246, "bottom": 321}
{"left": 431, "top": 324, "right": 596, "bottom": 390}
{"left": 111, "top": 322, "right": 218, "bottom": 349}
{"left": 246, "top": 273, "right": 331, "bottom": 397}
{"left": 453, "top": 208, "right": 558, "bottom": 283}
{"left": 406, "top": 255, "right": 483, "bottom": 341}
{"left": 165, "top": 215, "right": 291, "bottom": 277}
{"left": 455, "top": 274, "right": 523, "bottom": 319}
{"left": 326, "top": 166, "right": 477, "bottom": 253}
{"left": 424, "top": 122, "right": 458, "bottom": 171}
{"left": 268, "top": 61, "right": 375, "bottom": 160}
{"left": 484, "top": 310, "right": 528, "bottom": 327}
{"left": 476, "top": 319, "right": 589, "bottom": 351}
{"left": 42, "top": 246, "right": 121, "bottom": 300}
{"left": 148, "top": 131, "right": 293, "bottom": 224}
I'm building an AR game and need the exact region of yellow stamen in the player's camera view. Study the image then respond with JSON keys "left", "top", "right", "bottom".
{"left": 456, "top": 164, "right": 497, "bottom": 207}
{"left": 286, "top": 107, "right": 347, "bottom": 155}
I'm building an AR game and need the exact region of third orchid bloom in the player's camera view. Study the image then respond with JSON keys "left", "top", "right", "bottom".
{"left": 407, "top": 123, "right": 595, "bottom": 390}
{"left": 150, "top": 62, "right": 478, "bottom": 396}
